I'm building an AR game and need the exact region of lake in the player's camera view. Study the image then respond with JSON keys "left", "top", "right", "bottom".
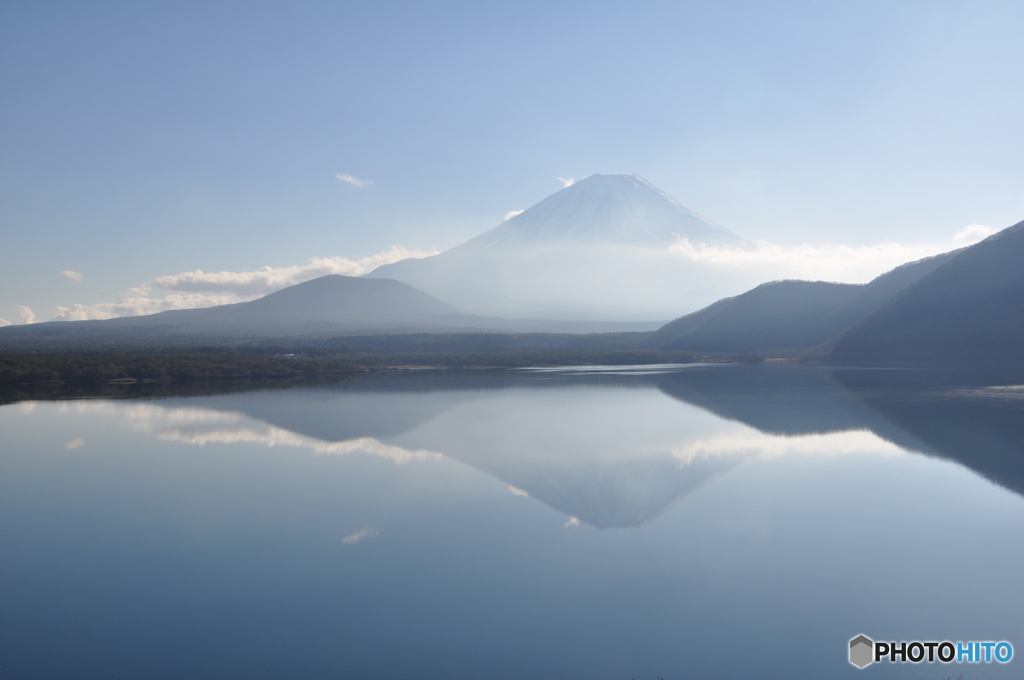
{"left": 2, "top": 364, "right": 1022, "bottom": 679}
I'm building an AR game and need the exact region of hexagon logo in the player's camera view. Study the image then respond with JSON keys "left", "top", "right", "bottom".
{"left": 849, "top": 635, "right": 874, "bottom": 668}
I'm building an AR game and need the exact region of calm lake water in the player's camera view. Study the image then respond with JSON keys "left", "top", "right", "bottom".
{"left": 2, "top": 365, "right": 1022, "bottom": 679}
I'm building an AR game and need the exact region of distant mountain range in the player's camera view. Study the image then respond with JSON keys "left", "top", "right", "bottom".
{"left": 1, "top": 169, "right": 1020, "bottom": 368}
{"left": 0, "top": 275, "right": 663, "bottom": 350}
{"left": 645, "top": 218, "right": 1024, "bottom": 365}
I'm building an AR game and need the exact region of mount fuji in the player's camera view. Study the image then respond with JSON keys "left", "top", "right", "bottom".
{"left": 366, "top": 174, "right": 753, "bottom": 319}
{"left": 431, "top": 174, "right": 740, "bottom": 250}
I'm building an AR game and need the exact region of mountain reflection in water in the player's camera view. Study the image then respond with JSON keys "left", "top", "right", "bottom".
{"left": 4, "top": 364, "right": 1024, "bottom": 680}
{"left": 32, "top": 364, "right": 1024, "bottom": 528}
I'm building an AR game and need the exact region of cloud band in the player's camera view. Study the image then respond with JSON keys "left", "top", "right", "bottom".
{"left": 49, "top": 246, "right": 436, "bottom": 321}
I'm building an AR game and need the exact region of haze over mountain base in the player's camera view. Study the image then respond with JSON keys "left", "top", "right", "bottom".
{"left": 367, "top": 174, "right": 758, "bottom": 318}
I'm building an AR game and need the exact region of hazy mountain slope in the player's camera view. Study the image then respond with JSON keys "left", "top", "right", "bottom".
{"left": 830, "top": 220, "right": 1024, "bottom": 365}
{"left": 648, "top": 251, "right": 959, "bottom": 353}
{"left": 191, "top": 274, "right": 459, "bottom": 324}
{"left": 0, "top": 276, "right": 462, "bottom": 343}
{"left": 365, "top": 174, "right": 749, "bottom": 318}
{"left": 0, "top": 275, "right": 670, "bottom": 350}
{"left": 102, "top": 275, "right": 459, "bottom": 327}
{"left": 822, "top": 249, "right": 961, "bottom": 326}
{"left": 650, "top": 281, "right": 860, "bottom": 353}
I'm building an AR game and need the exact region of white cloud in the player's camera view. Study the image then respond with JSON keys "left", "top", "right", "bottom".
{"left": 564, "top": 515, "right": 580, "bottom": 527}
{"left": 952, "top": 224, "right": 997, "bottom": 247}
{"left": 59, "top": 270, "right": 83, "bottom": 282}
{"left": 45, "top": 245, "right": 437, "bottom": 322}
{"left": 665, "top": 237, "right": 949, "bottom": 284}
{"left": 504, "top": 209, "right": 525, "bottom": 221}
{"left": 63, "top": 437, "right": 85, "bottom": 450}
{"left": 508, "top": 484, "right": 529, "bottom": 497}
{"left": 670, "top": 429, "right": 905, "bottom": 467}
{"left": 342, "top": 528, "right": 379, "bottom": 544}
{"left": 152, "top": 246, "right": 434, "bottom": 295}
{"left": 58, "top": 401, "right": 444, "bottom": 464}
{"left": 15, "top": 306, "right": 36, "bottom": 324}
{"left": 0, "top": 317, "right": 10, "bottom": 327}
{"left": 557, "top": 177, "right": 575, "bottom": 188}
{"left": 51, "top": 292, "right": 242, "bottom": 321}
{"left": 336, "top": 173, "right": 374, "bottom": 189}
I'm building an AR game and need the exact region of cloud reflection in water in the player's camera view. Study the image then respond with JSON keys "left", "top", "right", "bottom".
{"left": 42, "top": 392, "right": 905, "bottom": 529}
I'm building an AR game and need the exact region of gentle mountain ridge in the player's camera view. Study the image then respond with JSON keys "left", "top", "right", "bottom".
{"left": 647, "top": 250, "right": 960, "bottom": 353}
{"left": 0, "top": 276, "right": 463, "bottom": 343}
{"left": 0, "top": 275, "right": 667, "bottom": 351}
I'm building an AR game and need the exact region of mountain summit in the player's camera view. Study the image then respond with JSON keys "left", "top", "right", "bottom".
{"left": 366, "top": 174, "right": 746, "bottom": 318}
{"left": 451, "top": 174, "right": 741, "bottom": 251}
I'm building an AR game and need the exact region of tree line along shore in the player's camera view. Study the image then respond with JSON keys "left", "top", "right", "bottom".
{"left": 0, "top": 352, "right": 367, "bottom": 386}
{"left": 0, "top": 346, "right": 774, "bottom": 387}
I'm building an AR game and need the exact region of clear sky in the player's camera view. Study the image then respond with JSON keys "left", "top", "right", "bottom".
{"left": 2, "top": 0, "right": 1023, "bottom": 323}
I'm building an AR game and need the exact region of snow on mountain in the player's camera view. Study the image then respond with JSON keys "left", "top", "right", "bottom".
{"left": 366, "top": 174, "right": 752, "bottom": 319}
{"left": 451, "top": 174, "right": 741, "bottom": 251}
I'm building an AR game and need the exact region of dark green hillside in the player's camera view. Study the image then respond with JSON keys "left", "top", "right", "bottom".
{"left": 649, "top": 281, "right": 859, "bottom": 352}
{"left": 648, "top": 251, "right": 957, "bottom": 353}
{"left": 830, "top": 220, "right": 1024, "bottom": 366}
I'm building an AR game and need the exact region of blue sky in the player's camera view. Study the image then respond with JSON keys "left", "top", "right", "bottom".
{"left": 2, "top": 0, "right": 1023, "bottom": 322}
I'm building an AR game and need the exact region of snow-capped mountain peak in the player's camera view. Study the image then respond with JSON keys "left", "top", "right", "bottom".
{"left": 457, "top": 174, "right": 740, "bottom": 252}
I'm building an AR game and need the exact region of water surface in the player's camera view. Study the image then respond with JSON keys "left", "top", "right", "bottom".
{"left": 2, "top": 365, "right": 1022, "bottom": 678}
